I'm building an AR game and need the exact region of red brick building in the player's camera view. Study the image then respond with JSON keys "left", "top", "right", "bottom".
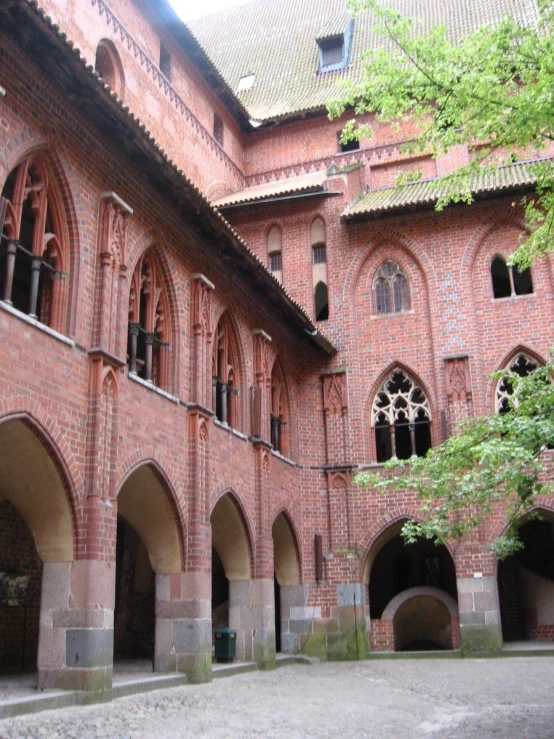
{"left": 1, "top": 0, "right": 553, "bottom": 696}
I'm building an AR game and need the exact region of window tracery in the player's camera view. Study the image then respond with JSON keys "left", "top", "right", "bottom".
{"left": 127, "top": 251, "right": 170, "bottom": 388}
{"left": 212, "top": 313, "right": 239, "bottom": 428}
{"left": 495, "top": 353, "right": 538, "bottom": 413}
{"left": 374, "top": 261, "right": 410, "bottom": 315}
{"left": 371, "top": 369, "right": 431, "bottom": 462}
{"left": 0, "top": 157, "right": 68, "bottom": 332}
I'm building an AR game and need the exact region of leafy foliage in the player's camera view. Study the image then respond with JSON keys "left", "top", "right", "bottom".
{"left": 328, "top": 0, "right": 554, "bottom": 268}
{"left": 355, "top": 362, "right": 554, "bottom": 556}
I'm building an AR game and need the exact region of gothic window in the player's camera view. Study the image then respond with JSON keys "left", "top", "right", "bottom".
{"left": 212, "top": 313, "right": 239, "bottom": 428}
{"left": 127, "top": 251, "right": 171, "bottom": 389}
{"left": 373, "top": 261, "right": 410, "bottom": 315}
{"left": 495, "top": 353, "right": 538, "bottom": 413}
{"left": 311, "top": 217, "right": 329, "bottom": 321}
{"left": 268, "top": 225, "right": 282, "bottom": 282}
{"left": 95, "top": 40, "right": 125, "bottom": 98}
{"left": 270, "top": 361, "right": 289, "bottom": 457}
{"left": 0, "top": 157, "right": 68, "bottom": 332}
{"left": 371, "top": 369, "right": 432, "bottom": 462}
{"left": 491, "top": 256, "right": 533, "bottom": 299}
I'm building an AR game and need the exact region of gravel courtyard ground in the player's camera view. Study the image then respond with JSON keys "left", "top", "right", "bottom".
{"left": 1, "top": 658, "right": 554, "bottom": 738}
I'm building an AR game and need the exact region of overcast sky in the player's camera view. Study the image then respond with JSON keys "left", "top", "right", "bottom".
{"left": 168, "top": 0, "right": 251, "bottom": 21}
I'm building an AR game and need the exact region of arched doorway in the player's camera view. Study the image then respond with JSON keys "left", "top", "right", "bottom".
{"left": 498, "top": 513, "right": 554, "bottom": 643}
{"left": 211, "top": 493, "right": 252, "bottom": 661}
{"left": 0, "top": 417, "right": 74, "bottom": 684}
{"left": 116, "top": 463, "right": 182, "bottom": 671}
{"left": 366, "top": 520, "right": 458, "bottom": 651}
{"left": 272, "top": 512, "right": 301, "bottom": 654}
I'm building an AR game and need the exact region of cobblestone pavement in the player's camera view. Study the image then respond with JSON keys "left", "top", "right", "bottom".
{"left": 1, "top": 658, "right": 554, "bottom": 738}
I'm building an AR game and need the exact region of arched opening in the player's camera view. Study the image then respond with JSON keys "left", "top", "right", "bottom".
{"left": 270, "top": 361, "right": 290, "bottom": 458}
{"left": 367, "top": 520, "right": 458, "bottom": 651}
{"left": 267, "top": 225, "right": 282, "bottom": 282}
{"left": 314, "top": 281, "right": 329, "bottom": 321}
{"left": 272, "top": 512, "right": 301, "bottom": 654}
{"left": 95, "top": 39, "right": 125, "bottom": 99}
{"left": 491, "top": 256, "right": 533, "bottom": 299}
{"left": 498, "top": 513, "right": 554, "bottom": 643}
{"left": 385, "top": 589, "right": 456, "bottom": 651}
{"left": 0, "top": 418, "right": 74, "bottom": 684}
{"left": 211, "top": 494, "right": 252, "bottom": 661}
{"left": 212, "top": 313, "right": 241, "bottom": 429}
{"left": 116, "top": 464, "right": 182, "bottom": 671}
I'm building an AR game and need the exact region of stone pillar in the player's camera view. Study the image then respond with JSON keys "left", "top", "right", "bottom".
{"left": 38, "top": 559, "right": 115, "bottom": 692}
{"left": 329, "top": 582, "right": 368, "bottom": 661}
{"left": 228, "top": 578, "right": 275, "bottom": 667}
{"left": 279, "top": 585, "right": 309, "bottom": 654}
{"left": 456, "top": 547, "right": 502, "bottom": 655}
{"left": 154, "top": 572, "right": 212, "bottom": 683}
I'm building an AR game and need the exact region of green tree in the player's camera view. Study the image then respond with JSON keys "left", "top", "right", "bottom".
{"left": 328, "top": 0, "right": 554, "bottom": 554}
{"left": 328, "top": 0, "right": 554, "bottom": 269}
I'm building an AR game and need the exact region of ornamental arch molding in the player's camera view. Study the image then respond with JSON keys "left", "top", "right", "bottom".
{"left": 0, "top": 411, "right": 78, "bottom": 562}
{"left": 210, "top": 489, "right": 254, "bottom": 582}
{"left": 116, "top": 458, "right": 185, "bottom": 574}
{"left": 488, "top": 344, "right": 545, "bottom": 412}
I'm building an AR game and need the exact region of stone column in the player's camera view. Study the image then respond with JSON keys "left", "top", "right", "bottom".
{"left": 154, "top": 572, "right": 212, "bottom": 683}
{"left": 38, "top": 558, "right": 115, "bottom": 692}
{"left": 456, "top": 547, "right": 502, "bottom": 655}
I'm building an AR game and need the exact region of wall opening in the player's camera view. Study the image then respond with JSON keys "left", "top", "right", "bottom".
{"left": 272, "top": 512, "right": 301, "bottom": 654}
{"left": 498, "top": 516, "right": 554, "bottom": 642}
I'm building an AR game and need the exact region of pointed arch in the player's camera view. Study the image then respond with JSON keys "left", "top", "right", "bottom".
{"left": 116, "top": 459, "right": 185, "bottom": 573}
{"left": 491, "top": 345, "right": 545, "bottom": 414}
{"left": 270, "top": 358, "right": 291, "bottom": 457}
{"left": 212, "top": 309, "right": 245, "bottom": 430}
{"left": 210, "top": 490, "right": 253, "bottom": 581}
{"left": 0, "top": 413, "right": 77, "bottom": 562}
{"left": 95, "top": 38, "right": 125, "bottom": 100}
{"left": 272, "top": 509, "right": 302, "bottom": 586}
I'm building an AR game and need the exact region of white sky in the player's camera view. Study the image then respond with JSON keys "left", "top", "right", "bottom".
{"left": 169, "top": 0, "right": 251, "bottom": 21}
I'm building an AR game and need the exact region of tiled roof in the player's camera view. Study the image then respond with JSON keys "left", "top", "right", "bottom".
{"left": 213, "top": 172, "right": 328, "bottom": 207}
{"left": 342, "top": 159, "right": 548, "bottom": 220}
{"left": 188, "top": 0, "right": 538, "bottom": 122}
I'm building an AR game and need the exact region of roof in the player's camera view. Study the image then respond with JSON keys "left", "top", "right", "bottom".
{"left": 342, "top": 159, "right": 549, "bottom": 221}
{"left": 0, "top": 0, "right": 336, "bottom": 357}
{"left": 213, "top": 171, "right": 328, "bottom": 207}
{"left": 188, "top": 0, "right": 539, "bottom": 123}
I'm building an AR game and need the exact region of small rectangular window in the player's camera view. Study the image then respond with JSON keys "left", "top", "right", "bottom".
{"left": 339, "top": 136, "right": 360, "bottom": 153}
{"left": 313, "top": 245, "right": 327, "bottom": 264}
{"left": 213, "top": 114, "right": 224, "bottom": 147}
{"left": 269, "top": 253, "right": 282, "bottom": 272}
{"left": 160, "top": 43, "right": 172, "bottom": 81}
{"left": 320, "top": 37, "right": 344, "bottom": 69}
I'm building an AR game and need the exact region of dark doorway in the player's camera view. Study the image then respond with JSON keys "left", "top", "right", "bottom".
{"left": 274, "top": 574, "right": 281, "bottom": 653}
{"left": 211, "top": 547, "right": 229, "bottom": 633}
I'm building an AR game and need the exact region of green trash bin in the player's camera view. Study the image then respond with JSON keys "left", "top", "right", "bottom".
{"left": 214, "top": 626, "right": 237, "bottom": 663}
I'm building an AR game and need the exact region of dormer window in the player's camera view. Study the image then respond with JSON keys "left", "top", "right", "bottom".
{"left": 317, "top": 20, "right": 354, "bottom": 74}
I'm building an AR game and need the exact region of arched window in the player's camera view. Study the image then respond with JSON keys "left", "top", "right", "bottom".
{"left": 371, "top": 369, "right": 431, "bottom": 462}
{"left": 495, "top": 353, "right": 538, "bottom": 413}
{"left": 212, "top": 313, "right": 239, "bottom": 428}
{"left": 0, "top": 157, "right": 68, "bottom": 332}
{"left": 267, "top": 225, "right": 282, "bottom": 282}
{"left": 270, "top": 361, "right": 289, "bottom": 457}
{"left": 95, "top": 40, "right": 125, "bottom": 99}
{"left": 374, "top": 261, "right": 410, "bottom": 315}
{"left": 311, "top": 217, "right": 329, "bottom": 321}
{"left": 491, "top": 256, "right": 533, "bottom": 299}
{"left": 127, "top": 251, "right": 171, "bottom": 389}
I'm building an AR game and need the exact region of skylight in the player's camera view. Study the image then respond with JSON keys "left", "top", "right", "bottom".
{"left": 236, "top": 74, "right": 255, "bottom": 93}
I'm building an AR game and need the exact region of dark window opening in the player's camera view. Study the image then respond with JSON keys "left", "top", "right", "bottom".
{"left": 512, "top": 265, "right": 533, "bottom": 295}
{"left": 339, "top": 136, "right": 360, "bottom": 153}
{"left": 319, "top": 36, "right": 344, "bottom": 72}
{"left": 491, "top": 257, "right": 512, "bottom": 298}
{"left": 159, "top": 43, "right": 172, "bottom": 81}
{"left": 95, "top": 44, "right": 116, "bottom": 89}
{"left": 395, "top": 422, "right": 412, "bottom": 460}
{"left": 374, "top": 262, "right": 410, "bottom": 314}
{"left": 269, "top": 252, "right": 282, "bottom": 273}
{"left": 496, "top": 354, "right": 538, "bottom": 413}
{"left": 314, "top": 281, "right": 329, "bottom": 321}
{"left": 312, "top": 244, "right": 327, "bottom": 264}
{"left": 213, "top": 114, "right": 224, "bottom": 147}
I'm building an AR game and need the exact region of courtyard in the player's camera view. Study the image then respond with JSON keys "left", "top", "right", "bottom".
{"left": 1, "top": 657, "right": 554, "bottom": 738}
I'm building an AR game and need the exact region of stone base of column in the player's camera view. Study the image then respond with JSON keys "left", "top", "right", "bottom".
{"left": 457, "top": 576, "right": 502, "bottom": 655}
{"left": 38, "top": 561, "right": 115, "bottom": 692}
{"left": 229, "top": 578, "right": 276, "bottom": 669}
{"left": 155, "top": 572, "right": 213, "bottom": 683}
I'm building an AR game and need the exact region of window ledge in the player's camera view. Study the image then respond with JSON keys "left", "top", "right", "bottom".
{"left": 127, "top": 372, "right": 179, "bottom": 404}
{"left": 371, "top": 309, "right": 414, "bottom": 320}
{"left": 492, "top": 294, "right": 535, "bottom": 302}
{"left": 271, "top": 450, "right": 296, "bottom": 467}
{"left": 0, "top": 301, "right": 74, "bottom": 347}
{"left": 213, "top": 418, "right": 249, "bottom": 441}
